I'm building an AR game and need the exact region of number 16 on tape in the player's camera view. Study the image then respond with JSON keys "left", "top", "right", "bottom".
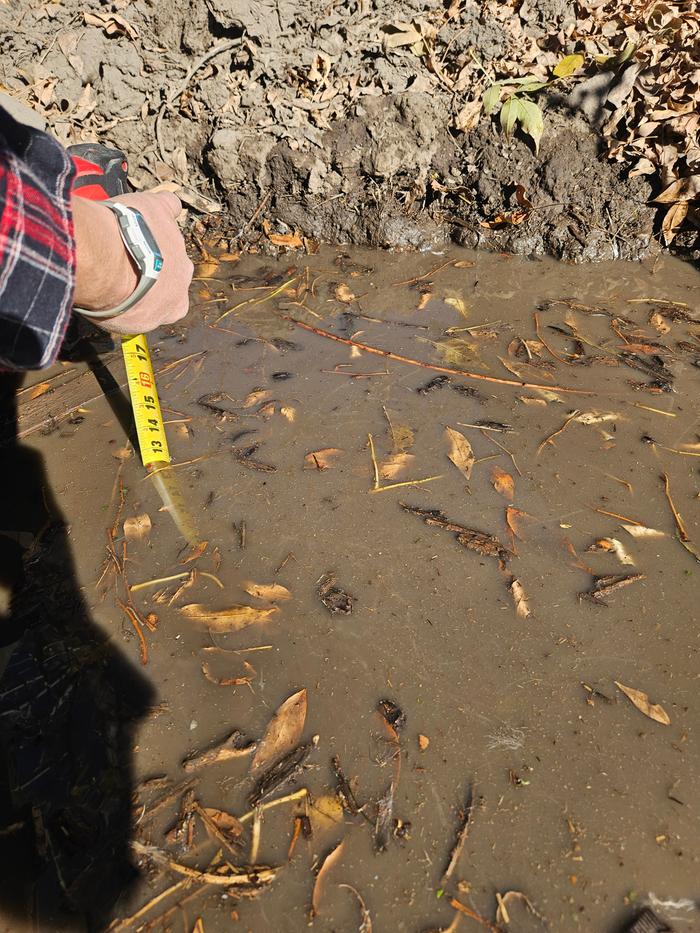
{"left": 121, "top": 334, "right": 170, "bottom": 467}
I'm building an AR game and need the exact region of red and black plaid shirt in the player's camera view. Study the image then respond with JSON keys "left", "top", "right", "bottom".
{"left": 0, "top": 105, "right": 76, "bottom": 370}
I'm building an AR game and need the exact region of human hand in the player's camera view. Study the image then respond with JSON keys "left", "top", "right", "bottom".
{"left": 72, "top": 190, "right": 194, "bottom": 335}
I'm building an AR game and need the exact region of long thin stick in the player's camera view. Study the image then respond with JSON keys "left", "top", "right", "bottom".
{"left": 442, "top": 783, "right": 474, "bottom": 883}
{"left": 537, "top": 410, "right": 581, "bottom": 455}
{"left": 279, "top": 314, "right": 593, "bottom": 394}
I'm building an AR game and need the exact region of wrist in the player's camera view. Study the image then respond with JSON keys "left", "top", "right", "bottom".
{"left": 72, "top": 196, "right": 139, "bottom": 311}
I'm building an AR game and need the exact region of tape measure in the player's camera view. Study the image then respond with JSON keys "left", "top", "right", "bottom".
{"left": 121, "top": 334, "right": 170, "bottom": 467}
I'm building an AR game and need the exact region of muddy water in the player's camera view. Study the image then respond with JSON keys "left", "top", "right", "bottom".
{"left": 8, "top": 248, "right": 700, "bottom": 933}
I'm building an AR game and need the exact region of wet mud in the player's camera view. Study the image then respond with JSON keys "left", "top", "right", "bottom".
{"left": 2, "top": 247, "right": 699, "bottom": 932}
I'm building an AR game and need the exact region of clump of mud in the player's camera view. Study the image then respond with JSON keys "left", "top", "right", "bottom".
{"left": 1, "top": 0, "right": 672, "bottom": 259}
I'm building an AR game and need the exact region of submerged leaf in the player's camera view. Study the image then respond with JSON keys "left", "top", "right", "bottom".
{"left": 124, "top": 513, "right": 152, "bottom": 541}
{"left": 615, "top": 681, "right": 671, "bottom": 725}
{"left": 311, "top": 841, "right": 345, "bottom": 917}
{"left": 251, "top": 688, "right": 308, "bottom": 776}
{"left": 180, "top": 603, "right": 278, "bottom": 631}
{"left": 304, "top": 447, "right": 343, "bottom": 470}
{"left": 380, "top": 451, "right": 416, "bottom": 480}
{"left": 622, "top": 523, "right": 665, "bottom": 539}
{"left": 445, "top": 426, "right": 475, "bottom": 480}
{"left": 491, "top": 466, "right": 515, "bottom": 501}
{"left": 509, "top": 578, "right": 531, "bottom": 618}
{"left": 244, "top": 582, "right": 292, "bottom": 601}
{"left": 334, "top": 283, "right": 356, "bottom": 303}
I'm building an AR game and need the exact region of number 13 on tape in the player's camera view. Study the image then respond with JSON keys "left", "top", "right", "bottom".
{"left": 122, "top": 334, "right": 170, "bottom": 467}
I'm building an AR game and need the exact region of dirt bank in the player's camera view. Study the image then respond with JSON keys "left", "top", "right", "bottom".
{"left": 2, "top": 0, "right": 698, "bottom": 260}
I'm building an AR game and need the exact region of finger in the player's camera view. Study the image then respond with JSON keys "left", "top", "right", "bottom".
{"left": 155, "top": 190, "right": 183, "bottom": 219}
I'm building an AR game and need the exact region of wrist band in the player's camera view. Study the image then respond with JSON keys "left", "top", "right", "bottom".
{"left": 75, "top": 203, "right": 163, "bottom": 320}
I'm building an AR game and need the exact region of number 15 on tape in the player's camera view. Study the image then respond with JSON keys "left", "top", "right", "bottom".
{"left": 121, "top": 334, "right": 170, "bottom": 467}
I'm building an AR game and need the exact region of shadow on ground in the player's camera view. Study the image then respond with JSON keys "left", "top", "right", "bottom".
{"left": 0, "top": 372, "right": 153, "bottom": 932}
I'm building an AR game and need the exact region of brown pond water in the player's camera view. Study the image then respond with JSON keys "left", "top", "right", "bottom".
{"left": 2, "top": 247, "right": 699, "bottom": 933}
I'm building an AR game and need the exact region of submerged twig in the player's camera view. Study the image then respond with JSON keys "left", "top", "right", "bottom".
{"left": 279, "top": 315, "right": 594, "bottom": 394}
{"left": 442, "top": 783, "right": 475, "bottom": 884}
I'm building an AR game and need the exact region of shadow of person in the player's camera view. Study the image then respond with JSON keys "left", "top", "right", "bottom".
{"left": 0, "top": 372, "right": 155, "bottom": 932}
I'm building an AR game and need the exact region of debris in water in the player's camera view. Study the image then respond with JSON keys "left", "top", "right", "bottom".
{"left": 340, "top": 883, "right": 373, "bottom": 933}
{"left": 587, "top": 537, "right": 635, "bottom": 566}
{"left": 310, "top": 840, "right": 345, "bottom": 918}
{"left": 508, "top": 578, "right": 531, "bottom": 618}
{"left": 243, "top": 582, "right": 292, "bottom": 601}
{"left": 123, "top": 513, "right": 152, "bottom": 541}
{"left": 661, "top": 472, "right": 700, "bottom": 562}
{"left": 304, "top": 447, "right": 344, "bottom": 470}
{"left": 332, "top": 755, "right": 363, "bottom": 816}
{"left": 251, "top": 688, "right": 308, "bottom": 776}
{"left": 249, "top": 741, "right": 313, "bottom": 806}
{"left": 491, "top": 466, "right": 515, "bottom": 501}
{"left": 615, "top": 681, "right": 671, "bottom": 726}
{"left": 442, "top": 782, "right": 475, "bottom": 883}
{"left": 374, "top": 783, "right": 395, "bottom": 852}
{"left": 180, "top": 603, "right": 279, "bottom": 631}
{"left": 182, "top": 730, "right": 257, "bottom": 773}
{"left": 495, "top": 890, "right": 546, "bottom": 925}
{"left": 445, "top": 426, "right": 475, "bottom": 480}
{"left": 401, "top": 503, "right": 511, "bottom": 563}
{"left": 317, "top": 572, "right": 354, "bottom": 614}
{"left": 418, "top": 734, "right": 430, "bottom": 751}
{"left": 579, "top": 573, "right": 646, "bottom": 605}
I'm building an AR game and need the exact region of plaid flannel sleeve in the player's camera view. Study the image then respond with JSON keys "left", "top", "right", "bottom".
{"left": 0, "top": 105, "right": 76, "bottom": 370}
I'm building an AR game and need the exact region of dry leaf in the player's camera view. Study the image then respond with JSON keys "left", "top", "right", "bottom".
{"left": 615, "top": 681, "right": 671, "bottom": 725}
{"left": 509, "top": 578, "right": 531, "bottom": 618}
{"left": 379, "top": 452, "right": 415, "bottom": 480}
{"left": 280, "top": 405, "right": 296, "bottom": 422}
{"left": 519, "top": 395, "right": 547, "bottom": 407}
{"left": 195, "top": 261, "right": 219, "bottom": 278}
{"left": 200, "top": 806, "right": 244, "bottom": 846}
{"left": 180, "top": 604, "right": 278, "bottom": 632}
{"left": 28, "top": 381, "right": 52, "bottom": 400}
{"left": 622, "top": 523, "right": 666, "bottom": 539}
{"left": 251, "top": 688, "right": 307, "bottom": 776}
{"left": 304, "top": 447, "right": 343, "bottom": 470}
{"left": 491, "top": 466, "right": 515, "bottom": 501}
{"left": 445, "top": 426, "right": 474, "bottom": 480}
{"left": 180, "top": 540, "right": 208, "bottom": 564}
{"left": 244, "top": 582, "right": 291, "bottom": 602}
{"left": 268, "top": 232, "right": 304, "bottom": 248}
{"left": 123, "top": 513, "right": 152, "bottom": 541}
{"left": 242, "top": 388, "right": 271, "bottom": 408}
{"left": 334, "top": 283, "right": 355, "bottom": 303}
{"left": 506, "top": 506, "right": 531, "bottom": 541}
{"left": 444, "top": 293, "right": 470, "bottom": 318}
{"left": 649, "top": 312, "right": 671, "bottom": 334}
{"left": 418, "top": 734, "right": 430, "bottom": 751}
{"left": 84, "top": 10, "right": 139, "bottom": 38}
{"left": 311, "top": 841, "right": 345, "bottom": 918}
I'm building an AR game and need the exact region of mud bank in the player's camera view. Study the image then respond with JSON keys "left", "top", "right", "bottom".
{"left": 3, "top": 0, "right": 697, "bottom": 259}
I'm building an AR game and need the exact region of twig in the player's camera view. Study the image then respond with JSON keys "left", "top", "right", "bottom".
{"left": 633, "top": 404, "right": 676, "bottom": 418}
{"left": 108, "top": 879, "right": 189, "bottom": 931}
{"left": 250, "top": 808, "right": 262, "bottom": 863}
{"left": 217, "top": 277, "right": 298, "bottom": 322}
{"left": 131, "top": 841, "right": 276, "bottom": 886}
{"left": 661, "top": 472, "right": 699, "bottom": 562}
{"left": 481, "top": 430, "right": 521, "bottom": 477}
{"left": 393, "top": 259, "right": 456, "bottom": 286}
{"left": 130, "top": 570, "right": 223, "bottom": 593}
{"left": 593, "top": 507, "right": 644, "bottom": 525}
{"left": 278, "top": 315, "right": 593, "bottom": 394}
{"left": 450, "top": 899, "right": 504, "bottom": 933}
{"left": 533, "top": 311, "right": 569, "bottom": 364}
{"left": 118, "top": 600, "right": 148, "bottom": 665}
{"left": 368, "top": 433, "right": 381, "bottom": 490}
{"left": 237, "top": 788, "right": 308, "bottom": 824}
{"left": 367, "top": 433, "right": 442, "bottom": 492}
{"left": 442, "top": 783, "right": 474, "bottom": 884}
{"left": 537, "top": 410, "right": 581, "bottom": 455}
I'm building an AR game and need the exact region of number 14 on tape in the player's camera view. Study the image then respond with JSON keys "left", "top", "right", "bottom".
{"left": 121, "top": 334, "right": 170, "bottom": 467}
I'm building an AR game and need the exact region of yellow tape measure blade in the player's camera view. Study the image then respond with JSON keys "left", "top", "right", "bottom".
{"left": 121, "top": 334, "right": 170, "bottom": 467}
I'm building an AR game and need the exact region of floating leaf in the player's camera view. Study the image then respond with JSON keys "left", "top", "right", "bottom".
{"left": 309, "top": 794, "right": 344, "bottom": 831}
{"left": 242, "top": 388, "right": 272, "bottom": 408}
{"left": 334, "top": 283, "right": 356, "bottom": 303}
{"left": 588, "top": 537, "right": 635, "bottom": 566}
{"left": 200, "top": 806, "right": 244, "bottom": 846}
{"left": 251, "top": 688, "right": 308, "bottom": 776}
{"left": 28, "top": 381, "right": 52, "bottom": 400}
{"left": 180, "top": 603, "right": 278, "bottom": 632}
{"left": 304, "top": 447, "right": 343, "bottom": 470}
{"left": 445, "top": 426, "right": 474, "bottom": 480}
{"left": 491, "top": 466, "right": 515, "bottom": 501}
{"left": 124, "top": 513, "right": 152, "bottom": 541}
{"left": 622, "top": 524, "right": 665, "bottom": 539}
{"left": 311, "top": 841, "right": 345, "bottom": 917}
{"left": 444, "top": 292, "right": 470, "bottom": 318}
{"left": 243, "top": 582, "right": 292, "bottom": 602}
{"left": 180, "top": 540, "right": 208, "bottom": 564}
{"left": 280, "top": 405, "right": 296, "bottom": 421}
{"left": 418, "top": 734, "right": 430, "bottom": 751}
{"left": 615, "top": 681, "right": 671, "bottom": 725}
{"left": 553, "top": 53, "right": 585, "bottom": 78}
{"left": 509, "top": 578, "right": 531, "bottom": 618}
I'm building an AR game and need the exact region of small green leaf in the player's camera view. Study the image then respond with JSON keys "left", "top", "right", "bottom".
{"left": 553, "top": 53, "right": 584, "bottom": 78}
{"left": 436, "top": 889, "right": 445, "bottom": 899}
{"left": 500, "top": 96, "right": 522, "bottom": 136}
{"left": 482, "top": 83, "right": 501, "bottom": 116}
{"left": 518, "top": 99, "right": 544, "bottom": 153}
{"left": 517, "top": 80, "right": 549, "bottom": 93}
